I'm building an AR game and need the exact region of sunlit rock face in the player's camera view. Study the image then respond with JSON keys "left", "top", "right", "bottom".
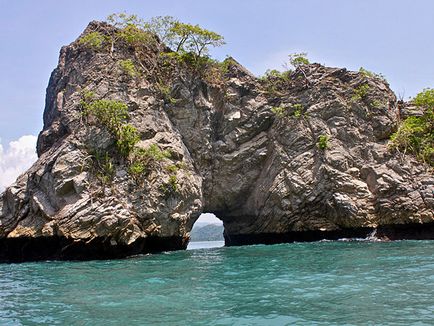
{"left": 1, "top": 21, "right": 433, "bottom": 262}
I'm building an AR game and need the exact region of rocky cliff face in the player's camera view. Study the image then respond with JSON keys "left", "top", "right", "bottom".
{"left": 1, "top": 22, "right": 433, "bottom": 261}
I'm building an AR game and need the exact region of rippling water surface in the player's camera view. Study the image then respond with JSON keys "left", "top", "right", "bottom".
{"left": 1, "top": 241, "right": 434, "bottom": 325}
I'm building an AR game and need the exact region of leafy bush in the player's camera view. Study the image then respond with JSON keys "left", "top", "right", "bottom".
{"left": 165, "top": 164, "right": 179, "bottom": 173}
{"left": 317, "top": 135, "right": 330, "bottom": 150}
{"left": 168, "top": 175, "right": 178, "bottom": 192}
{"left": 145, "top": 144, "right": 171, "bottom": 161}
{"left": 289, "top": 53, "right": 310, "bottom": 68}
{"left": 90, "top": 150, "right": 115, "bottom": 184}
{"left": 160, "top": 175, "right": 178, "bottom": 195}
{"left": 119, "top": 59, "right": 138, "bottom": 77}
{"left": 351, "top": 84, "right": 370, "bottom": 102}
{"left": 271, "top": 106, "right": 288, "bottom": 118}
{"left": 271, "top": 104, "right": 304, "bottom": 119}
{"left": 371, "top": 99, "right": 384, "bottom": 109}
{"left": 359, "top": 67, "right": 387, "bottom": 82}
{"left": 116, "top": 124, "right": 140, "bottom": 156}
{"left": 128, "top": 160, "right": 146, "bottom": 179}
{"left": 259, "top": 69, "right": 292, "bottom": 95}
{"left": 390, "top": 88, "right": 433, "bottom": 165}
{"left": 79, "top": 31, "right": 106, "bottom": 49}
{"left": 293, "top": 104, "right": 303, "bottom": 118}
{"left": 413, "top": 88, "right": 434, "bottom": 108}
{"left": 127, "top": 144, "right": 172, "bottom": 180}
{"left": 106, "top": 12, "right": 143, "bottom": 28}
{"left": 83, "top": 98, "right": 128, "bottom": 132}
{"left": 260, "top": 69, "right": 291, "bottom": 81}
{"left": 259, "top": 53, "right": 309, "bottom": 95}
{"left": 156, "top": 82, "right": 177, "bottom": 104}
{"left": 117, "top": 24, "right": 151, "bottom": 46}
{"left": 130, "top": 144, "right": 171, "bottom": 168}
{"left": 81, "top": 94, "right": 140, "bottom": 157}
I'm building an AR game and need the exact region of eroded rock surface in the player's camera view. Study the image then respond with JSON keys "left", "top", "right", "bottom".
{"left": 1, "top": 22, "right": 433, "bottom": 261}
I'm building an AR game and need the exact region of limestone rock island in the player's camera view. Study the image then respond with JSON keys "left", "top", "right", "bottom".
{"left": 1, "top": 19, "right": 433, "bottom": 262}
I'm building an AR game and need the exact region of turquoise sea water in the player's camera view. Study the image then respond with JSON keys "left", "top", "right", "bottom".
{"left": 1, "top": 240, "right": 434, "bottom": 325}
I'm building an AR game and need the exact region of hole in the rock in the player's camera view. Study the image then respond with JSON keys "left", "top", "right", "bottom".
{"left": 187, "top": 213, "right": 225, "bottom": 250}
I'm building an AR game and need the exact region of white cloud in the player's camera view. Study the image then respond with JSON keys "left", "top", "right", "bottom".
{"left": 0, "top": 135, "right": 38, "bottom": 192}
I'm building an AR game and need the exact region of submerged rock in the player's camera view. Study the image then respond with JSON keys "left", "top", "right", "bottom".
{"left": 1, "top": 21, "right": 433, "bottom": 262}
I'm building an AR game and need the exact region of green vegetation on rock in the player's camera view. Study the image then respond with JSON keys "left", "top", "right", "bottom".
{"left": 87, "top": 149, "right": 115, "bottom": 185}
{"left": 358, "top": 67, "right": 387, "bottom": 82}
{"left": 128, "top": 144, "right": 172, "bottom": 180}
{"left": 271, "top": 103, "right": 304, "bottom": 119}
{"left": 81, "top": 94, "right": 140, "bottom": 157}
{"left": 119, "top": 59, "right": 139, "bottom": 78}
{"left": 79, "top": 13, "right": 228, "bottom": 103}
{"left": 390, "top": 88, "right": 434, "bottom": 166}
{"left": 78, "top": 31, "right": 107, "bottom": 49}
{"left": 351, "top": 83, "right": 370, "bottom": 102}
{"left": 82, "top": 98, "right": 129, "bottom": 133}
{"left": 289, "top": 52, "right": 310, "bottom": 68}
{"left": 116, "top": 124, "right": 140, "bottom": 157}
{"left": 81, "top": 91, "right": 181, "bottom": 190}
{"left": 317, "top": 134, "right": 330, "bottom": 150}
{"left": 413, "top": 88, "right": 434, "bottom": 108}
{"left": 260, "top": 52, "right": 310, "bottom": 95}
{"left": 160, "top": 175, "right": 179, "bottom": 196}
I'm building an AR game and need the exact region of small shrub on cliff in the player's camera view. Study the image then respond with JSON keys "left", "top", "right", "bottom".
{"left": 317, "top": 134, "right": 330, "bottom": 150}
{"left": 83, "top": 98, "right": 129, "bottom": 133}
{"left": 371, "top": 99, "right": 384, "bottom": 109}
{"left": 260, "top": 69, "right": 292, "bottom": 95}
{"left": 168, "top": 175, "right": 178, "bottom": 192}
{"left": 119, "top": 59, "right": 139, "bottom": 78}
{"left": 413, "top": 88, "right": 434, "bottom": 108}
{"left": 260, "top": 69, "right": 292, "bottom": 83}
{"left": 390, "top": 88, "right": 434, "bottom": 166}
{"left": 128, "top": 144, "right": 172, "bottom": 180}
{"left": 156, "top": 82, "right": 177, "bottom": 104}
{"left": 292, "top": 104, "right": 304, "bottom": 118}
{"left": 259, "top": 53, "right": 309, "bottom": 95}
{"left": 128, "top": 160, "right": 146, "bottom": 179}
{"left": 117, "top": 24, "right": 151, "bottom": 46}
{"left": 90, "top": 150, "right": 115, "bottom": 184}
{"left": 359, "top": 67, "right": 387, "bottom": 82}
{"left": 271, "top": 104, "right": 304, "bottom": 119}
{"left": 351, "top": 84, "right": 370, "bottom": 102}
{"left": 81, "top": 95, "right": 140, "bottom": 157}
{"left": 106, "top": 12, "right": 143, "bottom": 28}
{"left": 79, "top": 31, "right": 107, "bottom": 49}
{"left": 160, "top": 175, "right": 178, "bottom": 196}
{"left": 165, "top": 164, "right": 179, "bottom": 173}
{"left": 288, "top": 52, "right": 310, "bottom": 68}
{"left": 116, "top": 124, "right": 140, "bottom": 157}
{"left": 145, "top": 144, "right": 172, "bottom": 161}
{"left": 271, "top": 106, "right": 288, "bottom": 118}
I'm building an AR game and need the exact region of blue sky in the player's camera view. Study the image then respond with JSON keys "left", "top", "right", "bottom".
{"left": 0, "top": 0, "right": 433, "bottom": 201}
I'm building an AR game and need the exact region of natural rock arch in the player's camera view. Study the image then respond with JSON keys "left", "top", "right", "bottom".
{"left": 1, "top": 22, "right": 433, "bottom": 262}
